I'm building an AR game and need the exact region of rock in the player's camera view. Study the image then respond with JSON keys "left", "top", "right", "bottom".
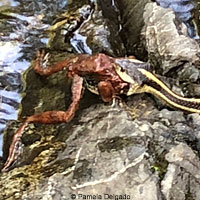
{"left": 48, "top": 0, "right": 125, "bottom": 56}
{"left": 162, "top": 143, "right": 200, "bottom": 200}
{"left": 1, "top": 1, "right": 200, "bottom": 200}
{"left": 0, "top": 103, "right": 162, "bottom": 200}
{"left": 2, "top": 91, "right": 200, "bottom": 199}
{"left": 142, "top": 2, "right": 200, "bottom": 75}
{"left": 115, "top": 0, "right": 151, "bottom": 58}
{"left": 153, "top": 0, "right": 199, "bottom": 39}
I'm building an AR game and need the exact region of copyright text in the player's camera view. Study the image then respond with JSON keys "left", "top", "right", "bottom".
{"left": 70, "top": 193, "right": 131, "bottom": 200}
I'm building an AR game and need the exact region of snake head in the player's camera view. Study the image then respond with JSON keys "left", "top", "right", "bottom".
{"left": 113, "top": 58, "right": 151, "bottom": 95}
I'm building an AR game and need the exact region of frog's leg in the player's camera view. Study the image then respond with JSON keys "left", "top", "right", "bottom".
{"left": 2, "top": 75, "right": 83, "bottom": 172}
{"left": 34, "top": 50, "right": 89, "bottom": 76}
{"left": 98, "top": 81, "right": 115, "bottom": 102}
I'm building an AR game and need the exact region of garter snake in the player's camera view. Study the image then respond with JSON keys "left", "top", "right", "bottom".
{"left": 114, "top": 58, "right": 200, "bottom": 113}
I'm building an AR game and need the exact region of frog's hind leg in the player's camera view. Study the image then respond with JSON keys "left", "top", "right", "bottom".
{"left": 2, "top": 75, "right": 83, "bottom": 172}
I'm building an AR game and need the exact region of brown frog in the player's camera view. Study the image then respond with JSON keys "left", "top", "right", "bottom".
{"left": 2, "top": 51, "right": 136, "bottom": 171}
{"left": 3, "top": 50, "right": 200, "bottom": 172}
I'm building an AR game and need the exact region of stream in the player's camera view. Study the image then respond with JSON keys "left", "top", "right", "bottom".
{"left": 0, "top": 0, "right": 68, "bottom": 157}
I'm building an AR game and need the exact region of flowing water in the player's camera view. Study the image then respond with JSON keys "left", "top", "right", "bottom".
{"left": 0, "top": 0, "right": 68, "bottom": 156}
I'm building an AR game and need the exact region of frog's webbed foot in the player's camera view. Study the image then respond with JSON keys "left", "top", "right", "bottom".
{"left": 37, "top": 49, "right": 50, "bottom": 68}
{"left": 34, "top": 49, "right": 69, "bottom": 76}
{"left": 34, "top": 50, "right": 89, "bottom": 76}
{"left": 2, "top": 122, "right": 27, "bottom": 172}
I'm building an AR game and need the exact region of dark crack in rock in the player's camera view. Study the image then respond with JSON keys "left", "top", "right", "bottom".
{"left": 115, "top": 0, "right": 151, "bottom": 58}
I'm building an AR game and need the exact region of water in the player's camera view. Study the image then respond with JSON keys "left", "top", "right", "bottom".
{"left": 0, "top": 0, "right": 68, "bottom": 157}
{"left": 0, "top": 0, "right": 20, "bottom": 7}
{"left": 154, "top": 0, "right": 199, "bottom": 39}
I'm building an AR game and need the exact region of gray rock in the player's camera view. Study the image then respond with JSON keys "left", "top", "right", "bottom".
{"left": 115, "top": 0, "right": 151, "bottom": 57}
{"left": 153, "top": 0, "right": 199, "bottom": 39}
{"left": 162, "top": 143, "right": 200, "bottom": 200}
{"left": 142, "top": 2, "right": 200, "bottom": 75}
{"left": 1, "top": 1, "right": 200, "bottom": 200}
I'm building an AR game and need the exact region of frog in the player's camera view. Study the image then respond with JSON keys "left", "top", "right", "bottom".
{"left": 3, "top": 50, "right": 200, "bottom": 172}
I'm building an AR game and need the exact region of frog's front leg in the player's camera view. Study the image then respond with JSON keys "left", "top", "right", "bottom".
{"left": 34, "top": 50, "right": 89, "bottom": 76}
{"left": 98, "top": 81, "right": 115, "bottom": 102}
{"left": 2, "top": 74, "right": 83, "bottom": 172}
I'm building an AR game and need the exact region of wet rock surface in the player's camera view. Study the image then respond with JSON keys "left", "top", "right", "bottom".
{"left": 48, "top": 0, "right": 125, "bottom": 56}
{"left": 0, "top": 0, "right": 67, "bottom": 151}
{"left": 1, "top": 1, "right": 200, "bottom": 200}
{"left": 2, "top": 99, "right": 200, "bottom": 199}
